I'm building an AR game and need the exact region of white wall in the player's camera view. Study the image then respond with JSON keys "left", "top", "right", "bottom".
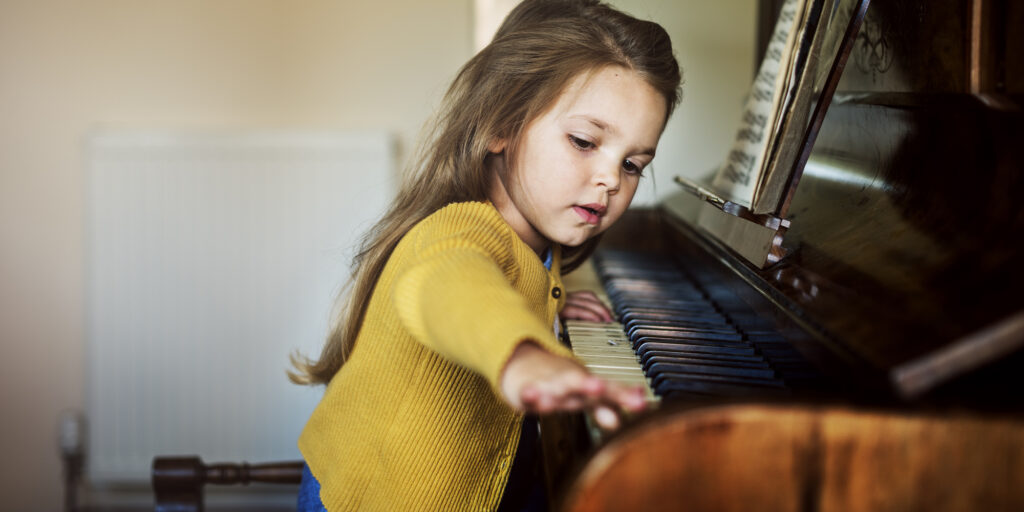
{"left": 0, "top": 1, "right": 753, "bottom": 509}
{"left": 0, "top": 2, "right": 470, "bottom": 509}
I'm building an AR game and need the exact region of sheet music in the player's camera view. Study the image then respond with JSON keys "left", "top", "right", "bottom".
{"left": 752, "top": 0, "right": 838, "bottom": 213}
{"left": 711, "top": 0, "right": 804, "bottom": 207}
{"left": 684, "top": 0, "right": 869, "bottom": 268}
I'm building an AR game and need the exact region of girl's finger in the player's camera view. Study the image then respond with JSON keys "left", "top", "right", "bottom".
{"left": 578, "top": 375, "right": 606, "bottom": 398}
{"left": 613, "top": 385, "right": 647, "bottom": 412}
{"left": 580, "top": 299, "right": 613, "bottom": 321}
{"left": 560, "top": 304, "right": 604, "bottom": 322}
{"left": 562, "top": 297, "right": 613, "bottom": 322}
{"left": 567, "top": 290, "right": 603, "bottom": 303}
{"left": 517, "top": 384, "right": 541, "bottom": 410}
{"left": 565, "top": 290, "right": 609, "bottom": 309}
{"left": 557, "top": 396, "right": 586, "bottom": 410}
{"left": 534, "top": 391, "right": 557, "bottom": 413}
{"left": 592, "top": 405, "right": 620, "bottom": 431}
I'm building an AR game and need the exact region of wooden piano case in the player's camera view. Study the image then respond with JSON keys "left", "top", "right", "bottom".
{"left": 546, "top": 0, "right": 1024, "bottom": 509}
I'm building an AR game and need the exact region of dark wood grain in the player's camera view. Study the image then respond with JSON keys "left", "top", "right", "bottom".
{"left": 561, "top": 404, "right": 1024, "bottom": 512}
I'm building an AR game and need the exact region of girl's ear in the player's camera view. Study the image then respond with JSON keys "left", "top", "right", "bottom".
{"left": 487, "top": 137, "right": 507, "bottom": 154}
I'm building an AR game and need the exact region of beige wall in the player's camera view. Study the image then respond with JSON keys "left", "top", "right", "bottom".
{"left": 0, "top": 1, "right": 752, "bottom": 508}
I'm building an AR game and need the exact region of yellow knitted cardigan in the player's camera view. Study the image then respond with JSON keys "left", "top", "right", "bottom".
{"left": 299, "top": 201, "right": 574, "bottom": 511}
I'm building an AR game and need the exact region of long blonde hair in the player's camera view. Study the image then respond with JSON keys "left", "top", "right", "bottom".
{"left": 290, "top": 0, "right": 682, "bottom": 385}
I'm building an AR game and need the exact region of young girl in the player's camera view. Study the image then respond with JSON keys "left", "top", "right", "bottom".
{"left": 290, "top": 0, "right": 681, "bottom": 509}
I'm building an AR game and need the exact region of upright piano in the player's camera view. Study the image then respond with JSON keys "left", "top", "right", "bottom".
{"left": 545, "top": 0, "right": 1024, "bottom": 509}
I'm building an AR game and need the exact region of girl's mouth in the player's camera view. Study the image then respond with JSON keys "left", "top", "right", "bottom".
{"left": 573, "top": 205, "right": 603, "bottom": 225}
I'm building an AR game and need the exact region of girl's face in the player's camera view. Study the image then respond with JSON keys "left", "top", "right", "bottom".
{"left": 491, "top": 65, "right": 668, "bottom": 255}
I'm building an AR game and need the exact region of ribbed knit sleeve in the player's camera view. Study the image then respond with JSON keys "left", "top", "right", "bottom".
{"left": 392, "top": 203, "right": 573, "bottom": 390}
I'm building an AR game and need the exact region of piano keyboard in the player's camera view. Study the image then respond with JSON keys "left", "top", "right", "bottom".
{"left": 566, "top": 250, "right": 821, "bottom": 403}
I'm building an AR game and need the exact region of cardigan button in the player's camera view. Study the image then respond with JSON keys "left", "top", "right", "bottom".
{"left": 551, "top": 287, "right": 562, "bottom": 299}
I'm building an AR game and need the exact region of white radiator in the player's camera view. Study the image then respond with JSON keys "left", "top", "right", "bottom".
{"left": 85, "top": 131, "right": 394, "bottom": 483}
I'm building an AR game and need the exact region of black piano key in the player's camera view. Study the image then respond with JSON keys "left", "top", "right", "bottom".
{"left": 622, "top": 310, "right": 725, "bottom": 322}
{"left": 647, "top": 361, "right": 776, "bottom": 380}
{"left": 622, "top": 325, "right": 737, "bottom": 342}
{"left": 620, "top": 310, "right": 722, "bottom": 323}
{"left": 618, "top": 307, "right": 724, "bottom": 319}
{"left": 642, "top": 354, "right": 772, "bottom": 370}
{"left": 652, "top": 372, "right": 787, "bottom": 393}
{"left": 635, "top": 341, "right": 758, "bottom": 357}
{"left": 627, "top": 321, "right": 737, "bottom": 331}
{"left": 628, "top": 327, "right": 740, "bottom": 343}
{"left": 623, "top": 317, "right": 725, "bottom": 330}
{"left": 609, "top": 281, "right": 699, "bottom": 290}
{"left": 657, "top": 379, "right": 791, "bottom": 399}
{"left": 634, "top": 337, "right": 755, "bottom": 351}
{"left": 604, "top": 277, "right": 693, "bottom": 287}
{"left": 607, "top": 290, "right": 698, "bottom": 301}
{"left": 661, "top": 391, "right": 717, "bottom": 401}
{"left": 614, "top": 299, "right": 711, "bottom": 309}
{"left": 638, "top": 349, "right": 765, "bottom": 365}
{"left": 619, "top": 310, "right": 718, "bottom": 322}
{"left": 630, "top": 329, "right": 744, "bottom": 342}
{"left": 614, "top": 303, "right": 713, "bottom": 315}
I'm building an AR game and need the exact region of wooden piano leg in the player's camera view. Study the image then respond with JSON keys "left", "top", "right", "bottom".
{"left": 560, "top": 405, "right": 1024, "bottom": 512}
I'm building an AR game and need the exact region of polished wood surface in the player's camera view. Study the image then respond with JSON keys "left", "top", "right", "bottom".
{"left": 561, "top": 404, "right": 1024, "bottom": 512}
{"left": 781, "top": 0, "right": 1023, "bottom": 370}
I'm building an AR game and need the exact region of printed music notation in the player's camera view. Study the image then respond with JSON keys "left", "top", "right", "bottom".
{"left": 712, "top": 0, "right": 802, "bottom": 204}
{"left": 672, "top": 0, "right": 868, "bottom": 269}
{"left": 705, "top": 0, "right": 861, "bottom": 215}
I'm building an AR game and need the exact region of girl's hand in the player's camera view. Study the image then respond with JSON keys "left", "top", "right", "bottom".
{"left": 560, "top": 290, "right": 613, "bottom": 323}
{"left": 500, "top": 341, "right": 646, "bottom": 431}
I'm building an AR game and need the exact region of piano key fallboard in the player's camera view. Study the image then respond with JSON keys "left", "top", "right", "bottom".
{"left": 566, "top": 249, "right": 824, "bottom": 403}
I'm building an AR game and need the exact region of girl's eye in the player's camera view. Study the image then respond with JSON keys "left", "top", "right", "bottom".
{"left": 568, "top": 135, "right": 595, "bottom": 150}
{"left": 623, "top": 159, "right": 644, "bottom": 176}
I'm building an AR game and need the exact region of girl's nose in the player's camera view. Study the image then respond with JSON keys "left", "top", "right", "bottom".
{"left": 592, "top": 158, "right": 621, "bottom": 192}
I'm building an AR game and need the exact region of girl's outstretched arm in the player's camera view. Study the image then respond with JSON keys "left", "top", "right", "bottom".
{"left": 499, "top": 341, "right": 646, "bottom": 431}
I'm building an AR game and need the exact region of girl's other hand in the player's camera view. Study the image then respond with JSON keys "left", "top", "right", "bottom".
{"left": 500, "top": 341, "right": 646, "bottom": 431}
{"left": 560, "top": 290, "right": 613, "bottom": 323}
